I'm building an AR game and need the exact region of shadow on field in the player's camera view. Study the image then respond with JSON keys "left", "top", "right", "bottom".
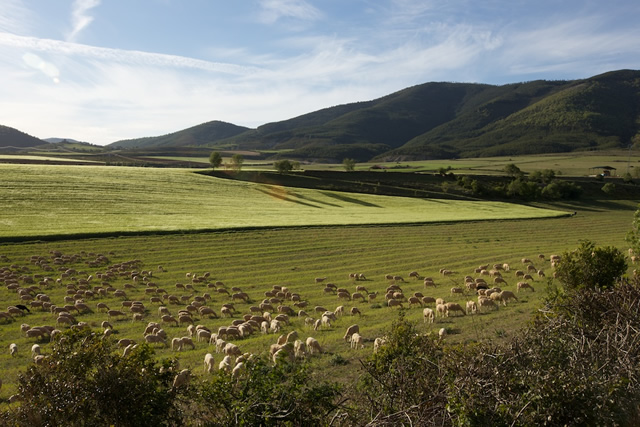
{"left": 320, "top": 191, "right": 381, "bottom": 207}
{"left": 254, "top": 187, "right": 322, "bottom": 208}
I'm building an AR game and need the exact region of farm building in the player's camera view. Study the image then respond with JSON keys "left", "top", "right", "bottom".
{"left": 589, "top": 166, "right": 617, "bottom": 177}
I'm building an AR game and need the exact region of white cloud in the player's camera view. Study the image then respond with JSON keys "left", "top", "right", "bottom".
{"left": 67, "top": 0, "right": 101, "bottom": 42}
{"left": 258, "top": 0, "right": 322, "bottom": 24}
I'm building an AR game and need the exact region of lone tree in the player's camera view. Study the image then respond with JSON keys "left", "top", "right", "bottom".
{"left": 230, "top": 154, "right": 244, "bottom": 172}
{"left": 209, "top": 151, "right": 222, "bottom": 170}
{"left": 274, "top": 159, "right": 294, "bottom": 174}
{"left": 554, "top": 240, "right": 627, "bottom": 292}
{"left": 503, "top": 163, "right": 523, "bottom": 178}
{"left": 343, "top": 158, "right": 356, "bottom": 172}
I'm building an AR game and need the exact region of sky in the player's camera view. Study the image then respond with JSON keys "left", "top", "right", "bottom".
{"left": 1, "top": 0, "right": 639, "bottom": 146}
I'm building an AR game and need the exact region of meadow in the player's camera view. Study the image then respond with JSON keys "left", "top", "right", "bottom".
{"left": 0, "top": 164, "right": 566, "bottom": 239}
{"left": 0, "top": 161, "right": 637, "bottom": 403}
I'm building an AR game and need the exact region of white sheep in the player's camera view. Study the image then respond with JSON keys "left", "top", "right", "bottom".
{"left": 30, "top": 343, "right": 41, "bottom": 357}
{"left": 343, "top": 324, "right": 359, "bottom": 342}
{"left": 172, "top": 369, "right": 190, "bottom": 389}
{"left": 9, "top": 343, "right": 17, "bottom": 357}
{"left": 373, "top": 337, "right": 386, "bottom": 353}
{"left": 232, "top": 361, "right": 245, "bottom": 378}
{"left": 423, "top": 307, "right": 435, "bottom": 323}
{"left": 204, "top": 353, "right": 215, "bottom": 373}
{"left": 306, "top": 337, "right": 322, "bottom": 355}
{"left": 350, "top": 332, "right": 364, "bottom": 349}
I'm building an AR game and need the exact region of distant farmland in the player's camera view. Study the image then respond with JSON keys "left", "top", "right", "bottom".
{"left": 0, "top": 164, "right": 567, "bottom": 239}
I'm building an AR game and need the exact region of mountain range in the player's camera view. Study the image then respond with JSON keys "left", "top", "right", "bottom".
{"left": 2, "top": 69, "right": 639, "bottom": 161}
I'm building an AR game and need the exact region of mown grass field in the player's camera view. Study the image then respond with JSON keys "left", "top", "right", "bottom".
{"left": 0, "top": 164, "right": 567, "bottom": 239}
{"left": 0, "top": 161, "right": 638, "bottom": 405}
{"left": 0, "top": 196, "right": 637, "bottom": 400}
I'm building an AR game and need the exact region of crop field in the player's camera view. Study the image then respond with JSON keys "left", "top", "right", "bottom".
{"left": 0, "top": 164, "right": 567, "bottom": 239}
{"left": 0, "top": 193, "right": 637, "bottom": 399}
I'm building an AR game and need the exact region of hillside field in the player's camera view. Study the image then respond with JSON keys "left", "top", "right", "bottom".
{"left": 0, "top": 164, "right": 567, "bottom": 239}
{"left": 0, "top": 162, "right": 637, "bottom": 404}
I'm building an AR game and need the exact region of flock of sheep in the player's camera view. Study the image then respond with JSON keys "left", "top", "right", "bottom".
{"left": 0, "top": 249, "right": 567, "bottom": 398}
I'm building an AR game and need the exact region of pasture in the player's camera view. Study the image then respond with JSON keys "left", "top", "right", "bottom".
{"left": 0, "top": 194, "right": 636, "bottom": 399}
{"left": 0, "top": 164, "right": 566, "bottom": 239}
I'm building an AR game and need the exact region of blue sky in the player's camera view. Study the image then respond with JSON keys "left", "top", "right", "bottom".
{"left": 1, "top": 0, "right": 639, "bottom": 145}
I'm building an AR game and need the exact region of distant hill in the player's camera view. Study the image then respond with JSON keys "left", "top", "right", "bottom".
{"left": 107, "top": 69, "right": 639, "bottom": 162}
{"left": 0, "top": 125, "right": 49, "bottom": 149}
{"left": 44, "top": 138, "right": 91, "bottom": 145}
{"left": 108, "top": 120, "right": 251, "bottom": 149}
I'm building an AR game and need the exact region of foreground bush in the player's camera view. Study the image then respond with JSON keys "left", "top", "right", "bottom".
{"left": 1, "top": 331, "right": 184, "bottom": 426}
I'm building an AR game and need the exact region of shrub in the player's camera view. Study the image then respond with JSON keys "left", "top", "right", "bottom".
{"left": 554, "top": 240, "right": 627, "bottom": 292}
{"left": 1, "top": 330, "right": 184, "bottom": 426}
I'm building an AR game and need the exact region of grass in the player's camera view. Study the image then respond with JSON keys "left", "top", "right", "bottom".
{"left": 0, "top": 164, "right": 567, "bottom": 239}
{"left": 0, "top": 196, "right": 636, "bottom": 399}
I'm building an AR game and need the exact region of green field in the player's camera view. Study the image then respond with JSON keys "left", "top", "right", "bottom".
{"left": 0, "top": 161, "right": 637, "bottom": 404}
{"left": 0, "top": 164, "right": 567, "bottom": 239}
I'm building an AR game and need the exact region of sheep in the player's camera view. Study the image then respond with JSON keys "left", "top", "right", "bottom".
{"left": 350, "top": 332, "right": 364, "bottom": 349}
{"left": 408, "top": 296, "right": 423, "bottom": 307}
{"left": 180, "top": 336, "right": 196, "bottom": 350}
{"left": 197, "top": 329, "right": 212, "bottom": 342}
{"left": 306, "top": 337, "right": 323, "bottom": 355}
{"left": 294, "top": 340, "right": 307, "bottom": 359}
{"left": 31, "top": 343, "right": 41, "bottom": 357}
{"left": 232, "top": 361, "right": 246, "bottom": 378}
{"left": 499, "top": 290, "right": 518, "bottom": 305}
{"left": 218, "top": 355, "right": 232, "bottom": 372}
{"left": 215, "top": 338, "right": 227, "bottom": 353}
{"left": 171, "top": 337, "right": 183, "bottom": 351}
{"left": 450, "top": 287, "right": 464, "bottom": 296}
{"left": 161, "top": 315, "right": 179, "bottom": 327}
{"left": 517, "top": 282, "right": 535, "bottom": 292}
{"left": 172, "top": 369, "right": 190, "bottom": 389}
{"left": 373, "top": 337, "right": 386, "bottom": 354}
{"left": 343, "top": 324, "right": 359, "bottom": 342}
{"left": 315, "top": 277, "right": 327, "bottom": 283}
{"left": 445, "top": 302, "right": 466, "bottom": 317}
{"left": 144, "top": 334, "right": 166, "bottom": 347}
{"left": 224, "top": 342, "right": 242, "bottom": 357}
{"left": 438, "top": 328, "right": 447, "bottom": 340}
{"left": 350, "top": 307, "right": 362, "bottom": 316}
{"left": 408, "top": 271, "right": 420, "bottom": 279}
{"left": 9, "top": 343, "right": 17, "bottom": 356}
{"left": 423, "top": 307, "right": 435, "bottom": 323}
{"left": 422, "top": 296, "right": 436, "bottom": 305}
{"left": 387, "top": 299, "right": 403, "bottom": 309}
{"left": 286, "top": 330, "right": 298, "bottom": 343}
{"left": 466, "top": 300, "right": 478, "bottom": 315}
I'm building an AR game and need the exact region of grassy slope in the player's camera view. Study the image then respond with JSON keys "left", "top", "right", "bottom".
{"left": 0, "top": 197, "right": 636, "bottom": 398}
{"left": 0, "top": 164, "right": 566, "bottom": 239}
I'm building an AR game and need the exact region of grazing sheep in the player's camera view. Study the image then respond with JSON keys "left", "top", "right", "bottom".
{"left": 438, "top": 328, "right": 447, "bottom": 340}
{"left": 423, "top": 308, "right": 434, "bottom": 323}
{"left": 232, "top": 361, "right": 246, "bottom": 378}
{"left": 350, "top": 307, "right": 362, "bottom": 316}
{"left": 450, "top": 287, "right": 464, "bottom": 296}
{"left": 517, "top": 282, "right": 535, "bottom": 292}
{"left": 9, "top": 343, "right": 17, "bottom": 356}
{"left": 373, "top": 337, "right": 386, "bottom": 353}
{"left": 171, "top": 337, "right": 183, "bottom": 351}
{"left": 436, "top": 303, "right": 447, "bottom": 318}
{"left": 172, "top": 369, "right": 190, "bottom": 389}
{"left": 422, "top": 296, "right": 436, "bottom": 305}
{"left": 306, "top": 337, "right": 323, "bottom": 355}
{"left": 224, "top": 342, "right": 242, "bottom": 357}
{"left": 387, "top": 299, "right": 403, "bottom": 309}
{"left": 350, "top": 332, "right": 364, "bottom": 349}
{"left": 445, "top": 302, "right": 466, "bottom": 317}
{"left": 466, "top": 300, "right": 478, "bottom": 315}
{"left": 31, "top": 344, "right": 41, "bottom": 357}
{"left": 204, "top": 353, "right": 216, "bottom": 373}
{"left": 499, "top": 290, "right": 518, "bottom": 305}
{"left": 343, "top": 324, "right": 359, "bottom": 342}
{"left": 144, "top": 334, "right": 166, "bottom": 347}
{"left": 294, "top": 340, "right": 307, "bottom": 359}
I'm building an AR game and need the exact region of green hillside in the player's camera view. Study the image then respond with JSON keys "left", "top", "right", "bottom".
{"left": 109, "top": 120, "right": 250, "bottom": 149}
{"left": 0, "top": 125, "right": 49, "bottom": 149}
{"left": 126, "top": 69, "right": 639, "bottom": 162}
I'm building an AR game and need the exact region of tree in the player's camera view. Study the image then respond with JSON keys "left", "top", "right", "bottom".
{"left": 503, "top": 163, "right": 523, "bottom": 178}
{"left": 230, "top": 154, "right": 244, "bottom": 172}
{"left": 209, "top": 151, "right": 222, "bottom": 170}
{"left": 4, "top": 330, "right": 184, "bottom": 426}
{"left": 342, "top": 158, "right": 356, "bottom": 172}
{"left": 626, "top": 204, "right": 640, "bottom": 255}
{"left": 554, "top": 240, "right": 627, "bottom": 292}
{"left": 601, "top": 182, "right": 616, "bottom": 194}
{"left": 274, "top": 159, "right": 294, "bottom": 174}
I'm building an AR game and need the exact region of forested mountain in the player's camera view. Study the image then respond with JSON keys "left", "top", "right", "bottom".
{"left": 4, "top": 70, "right": 639, "bottom": 161}
{"left": 0, "top": 125, "right": 49, "bottom": 149}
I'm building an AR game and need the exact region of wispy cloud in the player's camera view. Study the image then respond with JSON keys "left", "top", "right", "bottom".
{"left": 258, "top": 0, "right": 322, "bottom": 24}
{"left": 0, "top": 32, "right": 261, "bottom": 75}
{"left": 67, "top": 0, "right": 101, "bottom": 42}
